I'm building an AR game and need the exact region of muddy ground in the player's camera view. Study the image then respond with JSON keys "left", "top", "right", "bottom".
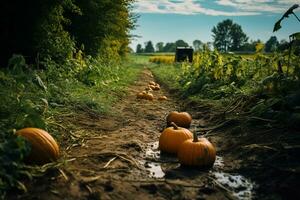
{"left": 10, "top": 69, "right": 300, "bottom": 200}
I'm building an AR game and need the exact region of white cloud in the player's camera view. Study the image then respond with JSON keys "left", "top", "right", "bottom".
{"left": 133, "top": 0, "right": 299, "bottom": 16}
{"left": 216, "top": 0, "right": 299, "bottom": 13}
{"left": 134, "top": 0, "right": 259, "bottom": 15}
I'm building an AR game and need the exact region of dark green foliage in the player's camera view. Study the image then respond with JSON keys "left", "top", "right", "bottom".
{"left": 136, "top": 44, "right": 144, "bottom": 53}
{"left": 0, "top": 0, "right": 136, "bottom": 67}
{"left": 193, "top": 40, "right": 203, "bottom": 51}
{"left": 0, "top": 55, "right": 49, "bottom": 197}
{"left": 67, "top": 0, "right": 136, "bottom": 59}
{"left": 163, "top": 42, "right": 176, "bottom": 52}
{"left": 265, "top": 36, "right": 279, "bottom": 52}
{"left": 155, "top": 42, "right": 164, "bottom": 52}
{"left": 0, "top": 133, "right": 30, "bottom": 198}
{"left": 144, "top": 41, "right": 155, "bottom": 53}
{"left": 240, "top": 40, "right": 261, "bottom": 52}
{"left": 278, "top": 40, "right": 290, "bottom": 51}
{"left": 212, "top": 19, "right": 248, "bottom": 52}
{"left": 230, "top": 23, "right": 248, "bottom": 51}
{"left": 0, "top": 0, "right": 77, "bottom": 66}
{"left": 175, "top": 40, "right": 189, "bottom": 48}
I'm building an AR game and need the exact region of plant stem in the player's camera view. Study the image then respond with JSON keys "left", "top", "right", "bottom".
{"left": 193, "top": 131, "right": 199, "bottom": 142}
{"left": 292, "top": 12, "right": 300, "bottom": 23}
{"left": 170, "top": 122, "right": 179, "bottom": 130}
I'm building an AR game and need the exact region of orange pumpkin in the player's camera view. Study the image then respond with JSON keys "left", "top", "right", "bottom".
{"left": 158, "top": 96, "right": 168, "bottom": 101}
{"left": 137, "top": 92, "right": 145, "bottom": 99}
{"left": 149, "top": 81, "right": 156, "bottom": 86}
{"left": 178, "top": 132, "right": 216, "bottom": 168}
{"left": 145, "top": 93, "right": 154, "bottom": 100}
{"left": 159, "top": 122, "right": 193, "bottom": 154}
{"left": 136, "top": 91, "right": 154, "bottom": 101}
{"left": 149, "top": 84, "right": 160, "bottom": 91}
{"left": 16, "top": 128, "right": 60, "bottom": 164}
{"left": 166, "top": 111, "right": 192, "bottom": 128}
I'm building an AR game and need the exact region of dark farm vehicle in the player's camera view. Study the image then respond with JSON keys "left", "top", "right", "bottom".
{"left": 175, "top": 47, "right": 193, "bottom": 62}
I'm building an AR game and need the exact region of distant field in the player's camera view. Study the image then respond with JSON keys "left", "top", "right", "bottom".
{"left": 131, "top": 52, "right": 260, "bottom": 65}
{"left": 129, "top": 54, "right": 150, "bottom": 64}
{"left": 135, "top": 52, "right": 175, "bottom": 56}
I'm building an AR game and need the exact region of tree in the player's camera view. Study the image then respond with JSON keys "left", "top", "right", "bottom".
{"left": 175, "top": 40, "right": 189, "bottom": 47}
{"left": 144, "top": 41, "right": 154, "bottom": 53}
{"left": 278, "top": 39, "right": 290, "bottom": 52}
{"left": 265, "top": 36, "right": 279, "bottom": 52}
{"left": 230, "top": 23, "right": 248, "bottom": 51}
{"left": 193, "top": 40, "right": 203, "bottom": 51}
{"left": 136, "top": 44, "right": 143, "bottom": 53}
{"left": 212, "top": 19, "right": 248, "bottom": 52}
{"left": 163, "top": 43, "right": 176, "bottom": 52}
{"left": 155, "top": 42, "right": 164, "bottom": 52}
{"left": 0, "top": 0, "right": 136, "bottom": 66}
{"left": 0, "top": 0, "right": 77, "bottom": 66}
{"left": 240, "top": 40, "right": 260, "bottom": 52}
{"left": 68, "top": 0, "right": 136, "bottom": 58}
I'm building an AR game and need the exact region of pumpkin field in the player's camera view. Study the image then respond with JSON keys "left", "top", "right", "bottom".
{"left": 1, "top": 1, "right": 300, "bottom": 200}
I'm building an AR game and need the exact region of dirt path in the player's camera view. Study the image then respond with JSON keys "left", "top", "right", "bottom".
{"left": 14, "top": 69, "right": 255, "bottom": 200}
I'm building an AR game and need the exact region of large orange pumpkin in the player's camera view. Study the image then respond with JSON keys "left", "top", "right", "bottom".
{"left": 178, "top": 132, "right": 216, "bottom": 168}
{"left": 159, "top": 122, "right": 193, "bottom": 154}
{"left": 166, "top": 111, "right": 192, "bottom": 128}
{"left": 16, "top": 128, "right": 60, "bottom": 164}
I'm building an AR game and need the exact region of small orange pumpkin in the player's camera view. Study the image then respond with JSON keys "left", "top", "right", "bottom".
{"left": 149, "top": 81, "right": 156, "bottom": 86}
{"left": 137, "top": 91, "right": 154, "bottom": 101}
{"left": 158, "top": 96, "right": 168, "bottom": 101}
{"left": 149, "top": 84, "right": 160, "bottom": 91}
{"left": 145, "top": 92, "right": 154, "bottom": 100}
{"left": 178, "top": 132, "right": 216, "bottom": 168}
{"left": 16, "top": 128, "right": 60, "bottom": 164}
{"left": 145, "top": 86, "right": 153, "bottom": 92}
{"left": 166, "top": 111, "right": 192, "bottom": 128}
{"left": 159, "top": 122, "right": 193, "bottom": 154}
{"left": 137, "top": 92, "right": 145, "bottom": 99}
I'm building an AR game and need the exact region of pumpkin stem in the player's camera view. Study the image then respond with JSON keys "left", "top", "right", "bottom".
{"left": 193, "top": 131, "right": 199, "bottom": 142}
{"left": 170, "top": 122, "right": 179, "bottom": 130}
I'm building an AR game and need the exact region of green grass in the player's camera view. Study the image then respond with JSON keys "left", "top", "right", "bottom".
{"left": 129, "top": 54, "right": 150, "bottom": 65}
{"left": 150, "top": 64, "right": 182, "bottom": 91}
{"left": 0, "top": 55, "right": 143, "bottom": 198}
{"left": 65, "top": 62, "right": 142, "bottom": 113}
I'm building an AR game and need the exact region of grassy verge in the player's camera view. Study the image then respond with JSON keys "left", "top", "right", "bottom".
{"left": 0, "top": 55, "right": 142, "bottom": 198}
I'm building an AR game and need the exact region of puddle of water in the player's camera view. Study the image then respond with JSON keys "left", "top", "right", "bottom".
{"left": 144, "top": 141, "right": 165, "bottom": 178}
{"left": 212, "top": 156, "right": 255, "bottom": 199}
{"left": 214, "top": 156, "right": 224, "bottom": 169}
{"left": 143, "top": 142, "right": 255, "bottom": 199}
{"left": 146, "top": 162, "right": 165, "bottom": 178}
{"left": 145, "top": 141, "right": 160, "bottom": 158}
{"left": 213, "top": 172, "right": 255, "bottom": 200}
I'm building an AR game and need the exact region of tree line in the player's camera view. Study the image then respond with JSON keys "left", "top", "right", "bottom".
{"left": 0, "top": 0, "right": 136, "bottom": 67}
{"left": 136, "top": 19, "right": 290, "bottom": 53}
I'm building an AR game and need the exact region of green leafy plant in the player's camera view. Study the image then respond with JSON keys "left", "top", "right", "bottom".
{"left": 273, "top": 4, "right": 299, "bottom": 32}
{"left": 273, "top": 4, "right": 300, "bottom": 74}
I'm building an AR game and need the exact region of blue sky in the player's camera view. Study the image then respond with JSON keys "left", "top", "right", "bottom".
{"left": 129, "top": 0, "right": 300, "bottom": 50}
